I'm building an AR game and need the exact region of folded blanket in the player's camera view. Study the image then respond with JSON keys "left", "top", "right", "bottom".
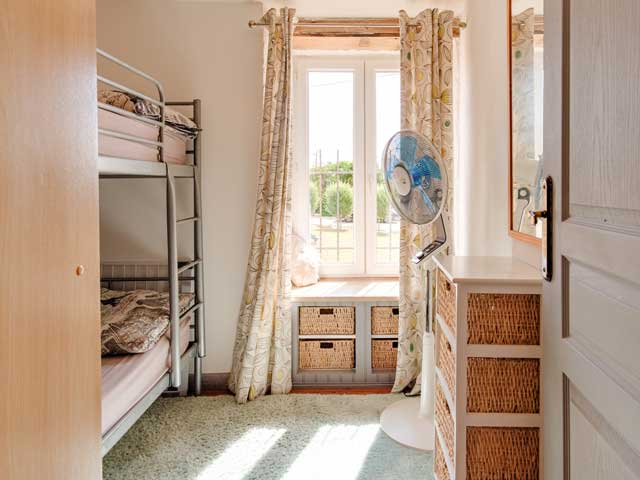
{"left": 101, "top": 288, "right": 194, "bottom": 356}
{"left": 98, "top": 90, "right": 200, "bottom": 139}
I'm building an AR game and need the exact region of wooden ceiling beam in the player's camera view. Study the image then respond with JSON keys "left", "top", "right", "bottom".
{"left": 250, "top": 16, "right": 466, "bottom": 38}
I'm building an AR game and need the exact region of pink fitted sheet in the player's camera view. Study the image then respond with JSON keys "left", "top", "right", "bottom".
{"left": 98, "top": 107, "right": 188, "bottom": 164}
{"left": 101, "top": 316, "right": 192, "bottom": 435}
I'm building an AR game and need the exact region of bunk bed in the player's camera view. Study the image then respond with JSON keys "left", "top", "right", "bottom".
{"left": 97, "top": 49, "right": 206, "bottom": 456}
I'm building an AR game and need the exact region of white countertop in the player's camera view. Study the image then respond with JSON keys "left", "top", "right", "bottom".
{"left": 291, "top": 256, "right": 540, "bottom": 301}
{"left": 291, "top": 278, "right": 400, "bottom": 302}
{"left": 433, "top": 255, "right": 542, "bottom": 285}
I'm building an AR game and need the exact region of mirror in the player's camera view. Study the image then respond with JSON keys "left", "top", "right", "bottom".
{"left": 509, "top": 0, "right": 544, "bottom": 242}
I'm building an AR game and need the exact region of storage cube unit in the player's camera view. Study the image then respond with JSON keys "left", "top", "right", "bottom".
{"left": 370, "top": 339, "right": 398, "bottom": 370}
{"left": 466, "top": 427, "right": 539, "bottom": 479}
{"left": 466, "top": 357, "right": 540, "bottom": 413}
{"left": 369, "top": 303, "right": 399, "bottom": 375}
{"left": 436, "top": 325, "right": 456, "bottom": 401}
{"left": 298, "top": 339, "right": 355, "bottom": 370}
{"left": 434, "top": 439, "right": 451, "bottom": 480}
{"left": 291, "top": 299, "right": 399, "bottom": 386}
{"left": 299, "top": 306, "right": 356, "bottom": 335}
{"left": 433, "top": 256, "right": 542, "bottom": 480}
{"left": 292, "top": 301, "right": 360, "bottom": 385}
{"left": 371, "top": 306, "right": 399, "bottom": 335}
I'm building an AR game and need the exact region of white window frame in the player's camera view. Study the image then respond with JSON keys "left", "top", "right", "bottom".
{"left": 293, "top": 54, "right": 400, "bottom": 278}
{"left": 364, "top": 57, "right": 401, "bottom": 276}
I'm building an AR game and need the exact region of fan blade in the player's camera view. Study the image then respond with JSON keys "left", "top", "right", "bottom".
{"left": 399, "top": 135, "right": 417, "bottom": 168}
{"left": 417, "top": 187, "right": 438, "bottom": 218}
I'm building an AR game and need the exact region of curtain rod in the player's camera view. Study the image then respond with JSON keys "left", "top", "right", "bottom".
{"left": 248, "top": 16, "right": 467, "bottom": 31}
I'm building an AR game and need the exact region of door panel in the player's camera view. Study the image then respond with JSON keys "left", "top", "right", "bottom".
{"left": 567, "top": 260, "right": 640, "bottom": 400}
{"left": 568, "top": 0, "right": 640, "bottom": 230}
{"left": 569, "top": 383, "right": 640, "bottom": 480}
{"left": 544, "top": 0, "right": 640, "bottom": 479}
{"left": 0, "top": 1, "right": 101, "bottom": 478}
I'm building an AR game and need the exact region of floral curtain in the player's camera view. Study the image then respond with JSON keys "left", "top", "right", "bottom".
{"left": 393, "top": 9, "right": 455, "bottom": 394}
{"left": 228, "top": 7, "right": 296, "bottom": 404}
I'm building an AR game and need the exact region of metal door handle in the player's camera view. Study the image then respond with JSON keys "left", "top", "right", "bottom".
{"left": 539, "top": 177, "right": 553, "bottom": 282}
{"left": 528, "top": 209, "right": 548, "bottom": 224}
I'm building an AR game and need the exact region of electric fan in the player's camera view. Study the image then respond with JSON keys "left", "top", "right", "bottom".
{"left": 379, "top": 130, "right": 449, "bottom": 452}
{"left": 383, "top": 130, "right": 448, "bottom": 263}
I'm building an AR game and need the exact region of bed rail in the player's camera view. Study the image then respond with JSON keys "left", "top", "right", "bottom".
{"left": 96, "top": 48, "right": 166, "bottom": 162}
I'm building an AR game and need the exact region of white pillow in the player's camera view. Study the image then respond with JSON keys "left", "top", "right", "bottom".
{"left": 290, "top": 234, "right": 320, "bottom": 288}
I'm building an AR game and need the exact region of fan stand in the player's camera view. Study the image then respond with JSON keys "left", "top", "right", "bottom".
{"left": 380, "top": 220, "right": 447, "bottom": 451}
{"left": 380, "top": 332, "right": 435, "bottom": 451}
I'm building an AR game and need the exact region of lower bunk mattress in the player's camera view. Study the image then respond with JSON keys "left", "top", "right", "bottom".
{"left": 101, "top": 316, "right": 191, "bottom": 435}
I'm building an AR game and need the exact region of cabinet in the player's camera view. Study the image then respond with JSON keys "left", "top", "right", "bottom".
{"left": 432, "top": 256, "right": 542, "bottom": 480}
{"left": 370, "top": 305, "right": 399, "bottom": 371}
{"left": 291, "top": 280, "right": 399, "bottom": 386}
{"left": 0, "top": 1, "right": 101, "bottom": 477}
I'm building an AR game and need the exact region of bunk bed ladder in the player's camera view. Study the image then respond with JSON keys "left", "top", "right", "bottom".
{"left": 192, "top": 98, "right": 206, "bottom": 396}
{"left": 166, "top": 99, "right": 206, "bottom": 396}
{"left": 166, "top": 164, "right": 181, "bottom": 391}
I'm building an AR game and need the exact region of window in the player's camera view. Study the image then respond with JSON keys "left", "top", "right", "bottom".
{"left": 293, "top": 56, "right": 401, "bottom": 276}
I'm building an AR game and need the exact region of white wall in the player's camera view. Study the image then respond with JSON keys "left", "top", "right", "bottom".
{"left": 97, "top": 0, "right": 264, "bottom": 373}
{"left": 456, "top": 0, "right": 541, "bottom": 265}
{"left": 456, "top": 0, "right": 511, "bottom": 257}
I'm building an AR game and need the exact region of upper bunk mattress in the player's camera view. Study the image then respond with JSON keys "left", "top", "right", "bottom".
{"left": 98, "top": 108, "right": 188, "bottom": 165}
{"left": 101, "top": 315, "right": 191, "bottom": 435}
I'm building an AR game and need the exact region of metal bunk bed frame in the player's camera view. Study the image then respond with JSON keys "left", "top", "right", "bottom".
{"left": 97, "top": 49, "right": 205, "bottom": 455}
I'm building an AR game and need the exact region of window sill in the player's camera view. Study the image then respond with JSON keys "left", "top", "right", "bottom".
{"left": 291, "top": 277, "right": 399, "bottom": 302}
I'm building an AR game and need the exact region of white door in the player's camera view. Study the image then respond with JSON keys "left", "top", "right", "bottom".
{"left": 544, "top": 1, "right": 640, "bottom": 479}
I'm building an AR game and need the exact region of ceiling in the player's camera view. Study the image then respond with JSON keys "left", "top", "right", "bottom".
{"left": 200, "top": 0, "right": 466, "bottom": 17}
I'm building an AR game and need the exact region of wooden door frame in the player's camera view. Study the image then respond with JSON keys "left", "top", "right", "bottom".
{"left": 507, "top": 0, "right": 543, "bottom": 247}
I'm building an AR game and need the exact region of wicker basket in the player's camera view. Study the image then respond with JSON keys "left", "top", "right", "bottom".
{"left": 436, "top": 326, "right": 456, "bottom": 400}
{"left": 299, "top": 306, "right": 355, "bottom": 335}
{"left": 436, "top": 269, "right": 456, "bottom": 336}
{"left": 371, "top": 306, "right": 399, "bottom": 335}
{"left": 371, "top": 339, "right": 398, "bottom": 370}
{"left": 298, "top": 339, "right": 355, "bottom": 370}
{"left": 467, "top": 358, "right": 540, "bottom": 413}
{"left": 467, "top": 427, "right": 539, "bottom": 479}
{"left": 467, "top": 293, "right": 540, "bottom": 345}
{"left": 434, "top": 438, "right": 451, "bottom": 480}
{"left": 435, "top": 381, "right": 455, "bottom": 461}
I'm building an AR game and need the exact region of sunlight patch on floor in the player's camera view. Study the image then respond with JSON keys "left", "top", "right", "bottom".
{"left": 282, "top": 424, "right": 381, "bottom": 480}
{"left": 196, "top": 427, "right": 286, "bottom": 480}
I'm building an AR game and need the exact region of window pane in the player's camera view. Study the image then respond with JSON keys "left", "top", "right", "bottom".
{"left": 375, "top": 71, "right": 401, "bottom": 267}
{"left": 308, "top": 71, "right": 355, "bottom": 266}
{"left": 375, "top": 72, "right": 401, "bottom": 166}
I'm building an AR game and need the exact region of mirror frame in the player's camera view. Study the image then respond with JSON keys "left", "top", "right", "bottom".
{"left": 507, "top": 0, "right": 542, "bottom": 247}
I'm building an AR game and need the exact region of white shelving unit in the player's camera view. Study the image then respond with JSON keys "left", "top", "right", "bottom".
{"left": 291, "top": 279, "right": 399, "bottom": 387}
{"left": 433, "top": 256, "right": 542, "bottom": 480}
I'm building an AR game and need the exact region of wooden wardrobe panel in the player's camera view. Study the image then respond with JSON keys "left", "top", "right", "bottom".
{"left": 0, "top": 1, "right": 101, "bottom": 479}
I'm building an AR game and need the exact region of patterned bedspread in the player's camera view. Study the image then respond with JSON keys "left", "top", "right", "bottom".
{"left": 101, "top": 288, "right": 194, "bottom": 356}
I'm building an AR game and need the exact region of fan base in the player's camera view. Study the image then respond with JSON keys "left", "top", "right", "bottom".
{"left": 380, "top": 397, "right": 435, "bottom": 451}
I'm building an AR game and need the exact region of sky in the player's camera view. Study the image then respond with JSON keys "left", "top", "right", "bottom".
{"left": 308, "top": 69, "right": 400, "bottom": 170}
